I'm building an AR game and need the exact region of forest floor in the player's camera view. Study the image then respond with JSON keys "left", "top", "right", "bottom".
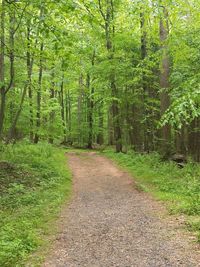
{"left": 43, "top": 151, "right": 200, "bottom": 267}
{"left": 0, "top": 143, "right": 71, "bottom": 267}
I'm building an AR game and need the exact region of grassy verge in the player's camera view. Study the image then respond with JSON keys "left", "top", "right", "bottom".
{"left": 103, "top": 150, "right": 200, "bottom": 241}
{"left": 0, "top": 142, "right": 71, "bottom": 267}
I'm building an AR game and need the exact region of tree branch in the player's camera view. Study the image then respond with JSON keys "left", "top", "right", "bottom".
{"left": 98, "top": 0, "right": 106, "bottom": 21}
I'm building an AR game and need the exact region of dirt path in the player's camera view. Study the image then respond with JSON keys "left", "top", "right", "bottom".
{"left": 43, "top": 152, "right": 200, "bottom": 267}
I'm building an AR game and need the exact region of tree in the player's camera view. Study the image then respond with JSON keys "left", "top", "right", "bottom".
{"left": 159, "top": 4, "right": 171, "bottom": 157}
{"left": 0, "top": 0, "right": 199, "bottom": 161}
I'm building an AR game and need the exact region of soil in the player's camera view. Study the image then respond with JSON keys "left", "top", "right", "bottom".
{"left": 43, "top": 152, "right": 200, "bottom": 267}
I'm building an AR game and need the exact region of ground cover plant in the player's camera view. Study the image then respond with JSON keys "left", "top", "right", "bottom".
{"left": 0, "top": 142, "right": 71, "bottom": 267}
{"left": 104, "top": 150, "right": 200, "bottom": 241}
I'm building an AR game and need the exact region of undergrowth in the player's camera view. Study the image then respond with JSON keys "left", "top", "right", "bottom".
{"left": 104, "top": 150, "right": 200, "bottom": 241}
{"left": 0, "top": 142, "right": 71, "bottom": 267}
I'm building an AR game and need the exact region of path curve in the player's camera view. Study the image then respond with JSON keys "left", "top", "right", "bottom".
{"left": 43, "top": 152, "right": 200, "bottom": 267}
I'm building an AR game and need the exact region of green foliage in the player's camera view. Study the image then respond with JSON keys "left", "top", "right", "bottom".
{"left": 104, "top": 150, "right": 200, "bottom": 239}
{"left": 160, "top": 91, "right": 200, "bottom": 129}
{"left": 160, "top": 2, "right": 200, "bottom": 128}
{"left": 0, "top": 0, "right": 200, "bottom": 264}
{"left": 0, "top": 143, "right": 71, "bottom": 267}
{"left": 0, "top": 0, "right": 199, "bottom": 159}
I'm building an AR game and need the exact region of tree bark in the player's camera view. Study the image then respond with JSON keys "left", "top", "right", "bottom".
{"left": 27, "top": 25, "right": 34, "bottom": 141}
{"left": 159, "top": 6, "right": 171, "bottom": 157}
{"left": 7, "top": 6, "right": 25, "bottom": 143}
{"left": 105, "top": 0, "right": 122, "bottom": 152}
{"left": 48, "top": 68, "right": 55, "bottom": 144}
{"left": 68, "top": 90, "right": 71, "bottom": 139}
{"left": 0, "top": 0, "right": 5, "bottom": 138}
{"left": 140, "top": 10, "right": 149, "bottom": 152}
{"left": 188, "top": 118, "right": 200, "bottom": 162}
{"left": 34, "top": 42, "right": 44, "bottom": 144}
{"left": 87, "top": 51, "right": 95, "bottom": 149}
{"left": 97, "top": 106, "right": 104, "bottom": 145}
{"left": 8, "top": 6, "right": 15, "bottom": 91}
{"left": 60, "top": 74, "right": 67, "bottom": 143}
{"left": 77, "top": 74, "right": 83, "bottom": 146}
{"left": 7, "top": 84, "right": 28, "bottom": 142}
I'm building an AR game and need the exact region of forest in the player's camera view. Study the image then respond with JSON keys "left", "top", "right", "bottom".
{"left": 1, "top": 0, "right": 200, "bottom": 266}
{"left": 0, "top": 0, "right": 199, "bottom": 160}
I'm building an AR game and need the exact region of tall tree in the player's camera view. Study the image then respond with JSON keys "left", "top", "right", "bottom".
{"left": 0, "top": 0, "right": 6, "bottom": 137}
{"left": 98, "top": 0, "right": 122, "bottom": 152}
{"left": 159, "top": 5, "right": 171, "bottom": 157}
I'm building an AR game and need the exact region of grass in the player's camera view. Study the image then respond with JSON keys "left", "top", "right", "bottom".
{"left": 0, "top": 142, "right": 71, "bottom": 267}
{"left": 103, "top": 150, "right": 200, "bottom": 241}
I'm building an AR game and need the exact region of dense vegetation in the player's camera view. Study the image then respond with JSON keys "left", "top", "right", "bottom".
{"left": 0, "top": 0, "right": 200, "bottom": 265}
{"left": 0, "top": 0, "right": 199, "bottom": 160}
{"left": 104, "top": 150, "right": 200, "bottom": 240}
{"left": 0, "top": 143, "right": 71, "bottom": 266}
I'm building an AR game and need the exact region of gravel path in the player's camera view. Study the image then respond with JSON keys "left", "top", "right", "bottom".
{"left": 43, "top": 152, "right": 200, "bottom": 267}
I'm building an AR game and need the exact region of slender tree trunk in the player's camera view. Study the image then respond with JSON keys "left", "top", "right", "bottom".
{"left": 188, "top": 118, "right": 200, "bottom": 162}
{"left": 97, "top": 106, "right": 104, "bottom": 145}
{"left": 0, "top": 94, "right": 6, "bottom": 138}
{"left": 175, "top": 124, "right": 187, "bottom": 155}
{"left": 111, "top": 76, "right": 122, "bottom": 152}
{"left": 140, "top": 10, "right": 149, "bottom": 152}
{"left": 87, "top": 83, "right": 94, "bottom": 149}
{"left": 0, "top": 0, "right": 13, "bottom": 138}
{"left": 27, "top": 25, "right": 34, "bottom": 141}
{"left": 34, "top": 42, "right": 44, "bottom": 144}
{"left": 107, "top": 108, "right": 114, "bottom": 145}
{"left": 67, "top": 89, "right": 72, "bottom": 143}
{"left": 34, "top": 3, "right": 44, "bottom": 144}
{"left": 160, "top": 6, "right": 171, "bottom": 157}
{"left": 87, "top": 51, "right": 95, "bottom": 149}
{"left": 8, "top": 7, "right": 15, "bottom": 91}
{"left": 60, "top": 74, "right": 67, "bottom": 143}
{"left": 0, "top": 0, "right": 5, "bottom": 138}
{"left": 105, "top": 0, "right": 122, "bottom": 152}
{"left": 7, "top": 84, "right": 28, "bottom": 142}
{"left": 86, "top": 73, "right": 92, "bottom": 149}
{"left": 130, "top": 102, "right": 141, "bottom": 151}
{"left": 48, "top": 68, "right": 55, "bottom": 144}
{"left": 7, "top": 6, "right": 26, "bottom": 143}
{"left": 77, "top": 74, "right": 83, "bottom": 146}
